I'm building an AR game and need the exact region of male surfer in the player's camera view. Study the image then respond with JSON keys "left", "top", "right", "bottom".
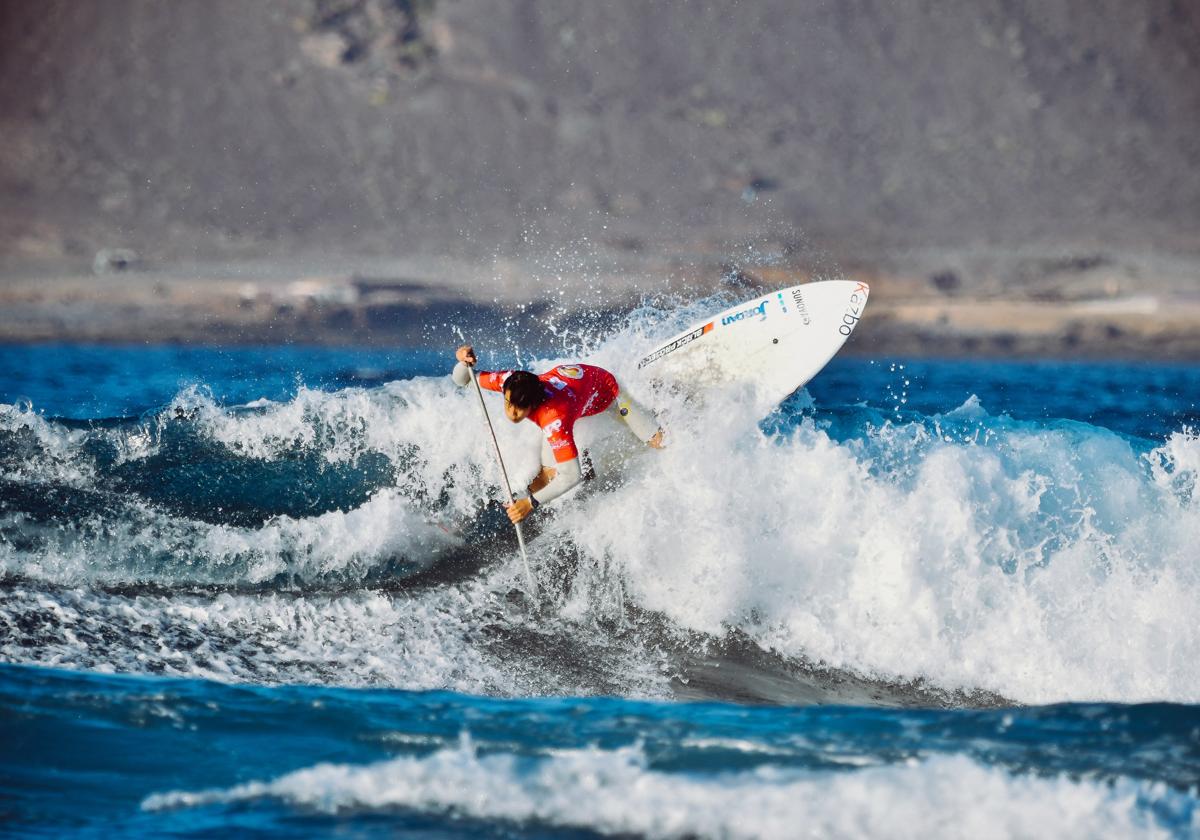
{"left": 452, "top": 345, "right": 664, "bottom": 524}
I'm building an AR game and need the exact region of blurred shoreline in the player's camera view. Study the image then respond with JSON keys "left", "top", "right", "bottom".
{"left": 2, "top": 247, "right": 1198, "bottom": 359}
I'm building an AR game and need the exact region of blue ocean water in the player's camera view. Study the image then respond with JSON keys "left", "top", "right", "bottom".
{"left": 1, "top": 330, "right": 1198, "bottom": 837}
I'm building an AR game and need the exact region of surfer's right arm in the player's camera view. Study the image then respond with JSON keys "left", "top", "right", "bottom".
{"left": 451, "top": 345, "right": 509, "bottom": 391}
{"left": 451, "top": 345, "right": 476, "bottom": 387}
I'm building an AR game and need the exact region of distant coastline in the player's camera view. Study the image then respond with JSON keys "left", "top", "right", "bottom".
{"left": 2, "top": 247, "right": 1198, "bottom": 359}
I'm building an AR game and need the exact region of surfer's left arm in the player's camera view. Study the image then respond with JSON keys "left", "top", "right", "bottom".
{"left": 505, "top": 422, "right": 584, "bottom": 523}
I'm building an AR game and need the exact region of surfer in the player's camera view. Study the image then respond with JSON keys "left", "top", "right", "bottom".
{"left": 453, "top": 345, "right": 664, "bottom": 523}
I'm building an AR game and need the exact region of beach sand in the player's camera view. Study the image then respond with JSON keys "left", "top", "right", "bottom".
{"left": 2, "top": 247, "right": 1198, "bottom": 359}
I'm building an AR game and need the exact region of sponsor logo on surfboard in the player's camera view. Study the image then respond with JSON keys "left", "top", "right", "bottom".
{"left": 838, "top": 283, "right": 870, "bottom": 336}
{"left": 637, "top": 322, "right": 714, "bottom": 368}
{"left": 721, "top": 300, "right": 769, "bottom": 326}
{"left": 790, "top": 289, "right": 812, "bottom": 325}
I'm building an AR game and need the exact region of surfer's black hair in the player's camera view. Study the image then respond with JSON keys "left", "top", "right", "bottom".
{"left": 503, "top": 371, "right": 546, "bottom": 409}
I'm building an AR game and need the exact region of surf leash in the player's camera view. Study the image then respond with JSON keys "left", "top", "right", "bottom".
{"left": 468, "top": 365, "right": 538, "bottom": 599}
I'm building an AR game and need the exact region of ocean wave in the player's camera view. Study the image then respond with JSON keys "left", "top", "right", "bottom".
{"left": 142, "top": 738, "right": 1197, "bottom": 839}
{"left": 2, "top": 313, "right": 1198, "bottom": 704}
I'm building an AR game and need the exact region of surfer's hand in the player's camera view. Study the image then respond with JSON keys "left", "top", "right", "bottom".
{"left": 456, "top": 345, "right": 476, "bottom": 366}
{"left": 506, "top": 497, "right": 534, "bottom": 524}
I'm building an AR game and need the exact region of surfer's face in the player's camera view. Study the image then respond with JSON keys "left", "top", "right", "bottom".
{"left": 503, "top": 392, "right": 531, "bottom": 423}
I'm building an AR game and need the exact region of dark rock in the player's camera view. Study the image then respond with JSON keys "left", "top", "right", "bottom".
{"left": 930, "top": 271, "right": 961, "bottom": 294}
{"left": 91, "top": 248, "right": 141, "bottom": 275}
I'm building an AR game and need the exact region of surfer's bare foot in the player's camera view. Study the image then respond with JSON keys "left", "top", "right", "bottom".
{"left": 648, "top": 429, "right": 665, "bottom": 449}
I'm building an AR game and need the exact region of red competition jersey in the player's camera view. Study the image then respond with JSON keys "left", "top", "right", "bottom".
{"left": 477, "top": 364, "right": 619, "bottom": 463}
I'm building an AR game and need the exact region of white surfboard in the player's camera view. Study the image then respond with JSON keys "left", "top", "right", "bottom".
{"left": 637, "top": 280, "right": 870, "bottom": 406}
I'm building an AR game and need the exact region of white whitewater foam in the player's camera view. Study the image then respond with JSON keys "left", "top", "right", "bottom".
{"left": 0, "top": 402, "right": 94, "bottom": 486}
{"left": 143, "top": 739, "right": 1197, "bottom": 839}
{"left": 514, "top": 314, "right": 1200, "bottom": 704}
{"left": 0, "top": 585, "right": 507, "bottom": 690}
{"left": 0, "top": 578, "right": 673, "bottom": 697}
{"left": 558, "top": 391, "right": 1200, "bottom": 704}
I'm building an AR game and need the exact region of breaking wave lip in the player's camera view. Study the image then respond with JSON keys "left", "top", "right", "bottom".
{"left": 0, "top": 489, "right": 466, "bottom": 591}
{"left": 141, "top": 739, "right": 1199, "bottom": 839}
{"left": 0, "top": 381, "right": 502, "bottom": 588}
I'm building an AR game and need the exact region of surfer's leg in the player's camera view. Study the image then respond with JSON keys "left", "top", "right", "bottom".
{"left": 610, "top": 383, "right": 663, "bottom": 445}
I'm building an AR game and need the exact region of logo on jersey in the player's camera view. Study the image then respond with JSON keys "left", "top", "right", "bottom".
{"left": 543, "top": 419, "right": 563, "bottom": 436}
{"left": 556, "top": 365, "right": 585, "bottom": 380}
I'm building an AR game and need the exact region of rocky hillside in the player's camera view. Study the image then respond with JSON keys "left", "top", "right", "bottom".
{"left": 1, "top": 0, "right": 1198, "bottom": 270}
